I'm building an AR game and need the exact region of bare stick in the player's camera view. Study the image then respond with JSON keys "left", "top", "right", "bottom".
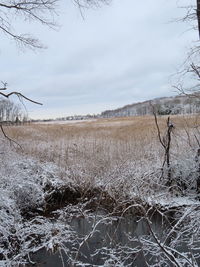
{"left": 0, "top": 81, "right": 7, "bottom": 90}
{"left": 151, "top": 103, "right": 165, "bottom": 149}
{"left": 0, "top": 124, "right": 22, "bottom": 149}
{"left": 0, "top": 82, "right": 42, "bottom": 105}
{"left": 0, "top": 91, "right": 42, "bottom": 105}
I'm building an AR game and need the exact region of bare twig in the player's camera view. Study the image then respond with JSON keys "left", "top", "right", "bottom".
{"left": 0, "top": 124, "right": 22, "bottom": 148}
{"left": 0, "top": 91, "right": 42, "bottom": 105}
{"left": 0, "top": 81, "right": 7, "bottom": 90}
{"left": 151, "top": 103, "right": 174, "bottom": 186}
{"left": 0, "top": 0, "right": 110, "bottom": 48}
{"left": 151, "top": 103, "right": 165, "bottom": 149}
{"left": 0, "top": 82, "right": 42, "bottom": 146}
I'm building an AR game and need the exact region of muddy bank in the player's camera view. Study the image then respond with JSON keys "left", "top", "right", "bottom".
{"left": 21, "top": 182, "right": 149, "bottom": 220}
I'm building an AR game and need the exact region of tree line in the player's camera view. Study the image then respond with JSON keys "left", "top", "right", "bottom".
{"left": 0, "top": 98, "right": 27, "bottom": 124}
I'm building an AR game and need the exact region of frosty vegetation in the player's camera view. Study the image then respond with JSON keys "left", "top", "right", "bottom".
{"left": 1, "top": 115, "right": 200, "bottom": 266}
{"left": 1, "top": 0, "right": 200, "bottom": 265}
{"left": 101, "top": 94, "right": 200, "bottom": 118}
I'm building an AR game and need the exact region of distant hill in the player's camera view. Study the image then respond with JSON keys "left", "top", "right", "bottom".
{"left": 101, "top": 94, "right": 200, "bottom": 118}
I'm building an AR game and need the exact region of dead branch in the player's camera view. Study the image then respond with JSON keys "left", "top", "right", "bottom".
{"left": 73, "top": 0, "right": 110, "bottom": 9}
{"left": 0, "top": 0, "right": 110, "bottom": 48}
{"left": 151, "top": 103, "right": 174, "bottom": 185}
{"left": 191, "top": 63, "right": 200, "bottom": 79}
{"left": 151, "top": 103, "right": 165, "bottom": 149}
{"left": 0, "top": 82, "right": 42, "bottom": 105}
{"left": 0, "top": 0, "right": 58, "bottom": 49}
{"left": 0, "top": 82, "right": 42, "bottom": 147}
{"left": 0, "top": 81, "right": 7, "bottom": 90}
{"left": 0, "top": 124, "right": 22, "bottom": 148}
{"left": 173, "top": 84, "right": 200, "bottom": 99}
{"left": 197, "top": 0, "right": 200, "bottom": 38}
{"left": 0, "top": 91, "right": 42, "bottom": 105}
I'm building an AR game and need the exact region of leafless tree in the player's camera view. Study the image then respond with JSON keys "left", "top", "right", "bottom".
{"left": 0, "top": 0, "right": 110, "bottom": 49}
{"left": 179, "top": 0, "right": 200, "bottom": 36}
{"left": 174, "top": 1, "right": 200, "bottom": 97}
{"left": 0, "top": 82, "right": 42, "bottom": 105}
{"left": 0, "top": 0, "right": 109, "bottom": 146}
{"left": 197, "top": 0, "right": 200, "bottom": 37}
{"left": 151, "top": 103, "right": 174, "bottom": 186}
{"left": 0, "top": 81, "right": 42, "bottom": 146}
{"left": 0, "top": 0, "right": 59, "bottom": 49}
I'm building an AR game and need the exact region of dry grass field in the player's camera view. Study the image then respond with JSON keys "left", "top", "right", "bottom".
{"left": 1, "top": 115, "right": 200, "bottom": 266}
{"left": 2, "top": 114, "right": 199, "bottom": 200}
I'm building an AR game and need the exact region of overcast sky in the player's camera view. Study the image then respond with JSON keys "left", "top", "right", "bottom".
{"left": 0, "top": 0, "right": 197, "bottom": 119}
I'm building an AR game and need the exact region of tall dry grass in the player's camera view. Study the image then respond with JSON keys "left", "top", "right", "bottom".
{"left": 5, "top": 116, "right": 162, "bottom": 164}
{"left": 3, "top": 114, "right": 200, "bottom": 198}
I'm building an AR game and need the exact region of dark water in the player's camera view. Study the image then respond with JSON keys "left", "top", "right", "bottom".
{"left": 30, "top": 211, "right": 172, "bottom": 266}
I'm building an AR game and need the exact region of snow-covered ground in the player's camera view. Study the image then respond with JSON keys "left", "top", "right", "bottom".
{"left": 0, "top": 136, "right": 200, "bottom": 266}
{"left": 35, "top": 119, "right": 97, "bottom": 125}
{"left": 1, "top": 115, "right": 200, "bottom": 266}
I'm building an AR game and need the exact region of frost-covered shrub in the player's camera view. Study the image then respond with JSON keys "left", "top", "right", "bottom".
{"left": 161, "top": 159, "right": 199, "bottom": 194}
{"left": 0, "top": 145, "right": 78, "bottom": 265}
{"left": 13, "top": 183, "right": 44, "bottom": 212}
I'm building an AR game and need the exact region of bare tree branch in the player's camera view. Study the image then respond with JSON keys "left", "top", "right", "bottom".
{"left": 197, "top": 0, "right": 200, "bottom": 38}
{"left": 191, "top": 62, "right": 200, "bottom": 79}
{"left": 151, "top": 103, "right": 174, "bottom": 186}
{"left": 151, "top": 102, "right": 165, "bottom": 149}
{"left": 0, "top": 81, "right": 7, "bottom": 90}
{"left": 72, "top": 0, "right": 110, "bottom": 9}
{"left": 0, "top": 0, "right": 110, "bottom": 49}
{"left": 0, "top": 0, "right": 58, "bottom": 49}
{"left": 0, "top": 82, "right": 42, "bottom": 146}
{"left": 0, "top": 91, "right": 42, "bottom": 105}
{"left": 0, "top": 124, "right": 22, "bottom": 148}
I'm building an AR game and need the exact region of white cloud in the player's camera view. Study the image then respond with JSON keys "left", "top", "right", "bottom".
{"left": 0, "top": 0, "right": 197, "bottom": 119}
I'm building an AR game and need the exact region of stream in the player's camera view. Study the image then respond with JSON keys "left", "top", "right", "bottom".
{"left": 29, "top": 210, "right": 179, "bottom": 266}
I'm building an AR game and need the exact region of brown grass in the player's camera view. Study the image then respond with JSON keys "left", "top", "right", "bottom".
{"left": 5, "top": 114, "right": 200, "bottom": 158}
{"left": 3, "top": 114, "right": 200, "bottom": 192}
